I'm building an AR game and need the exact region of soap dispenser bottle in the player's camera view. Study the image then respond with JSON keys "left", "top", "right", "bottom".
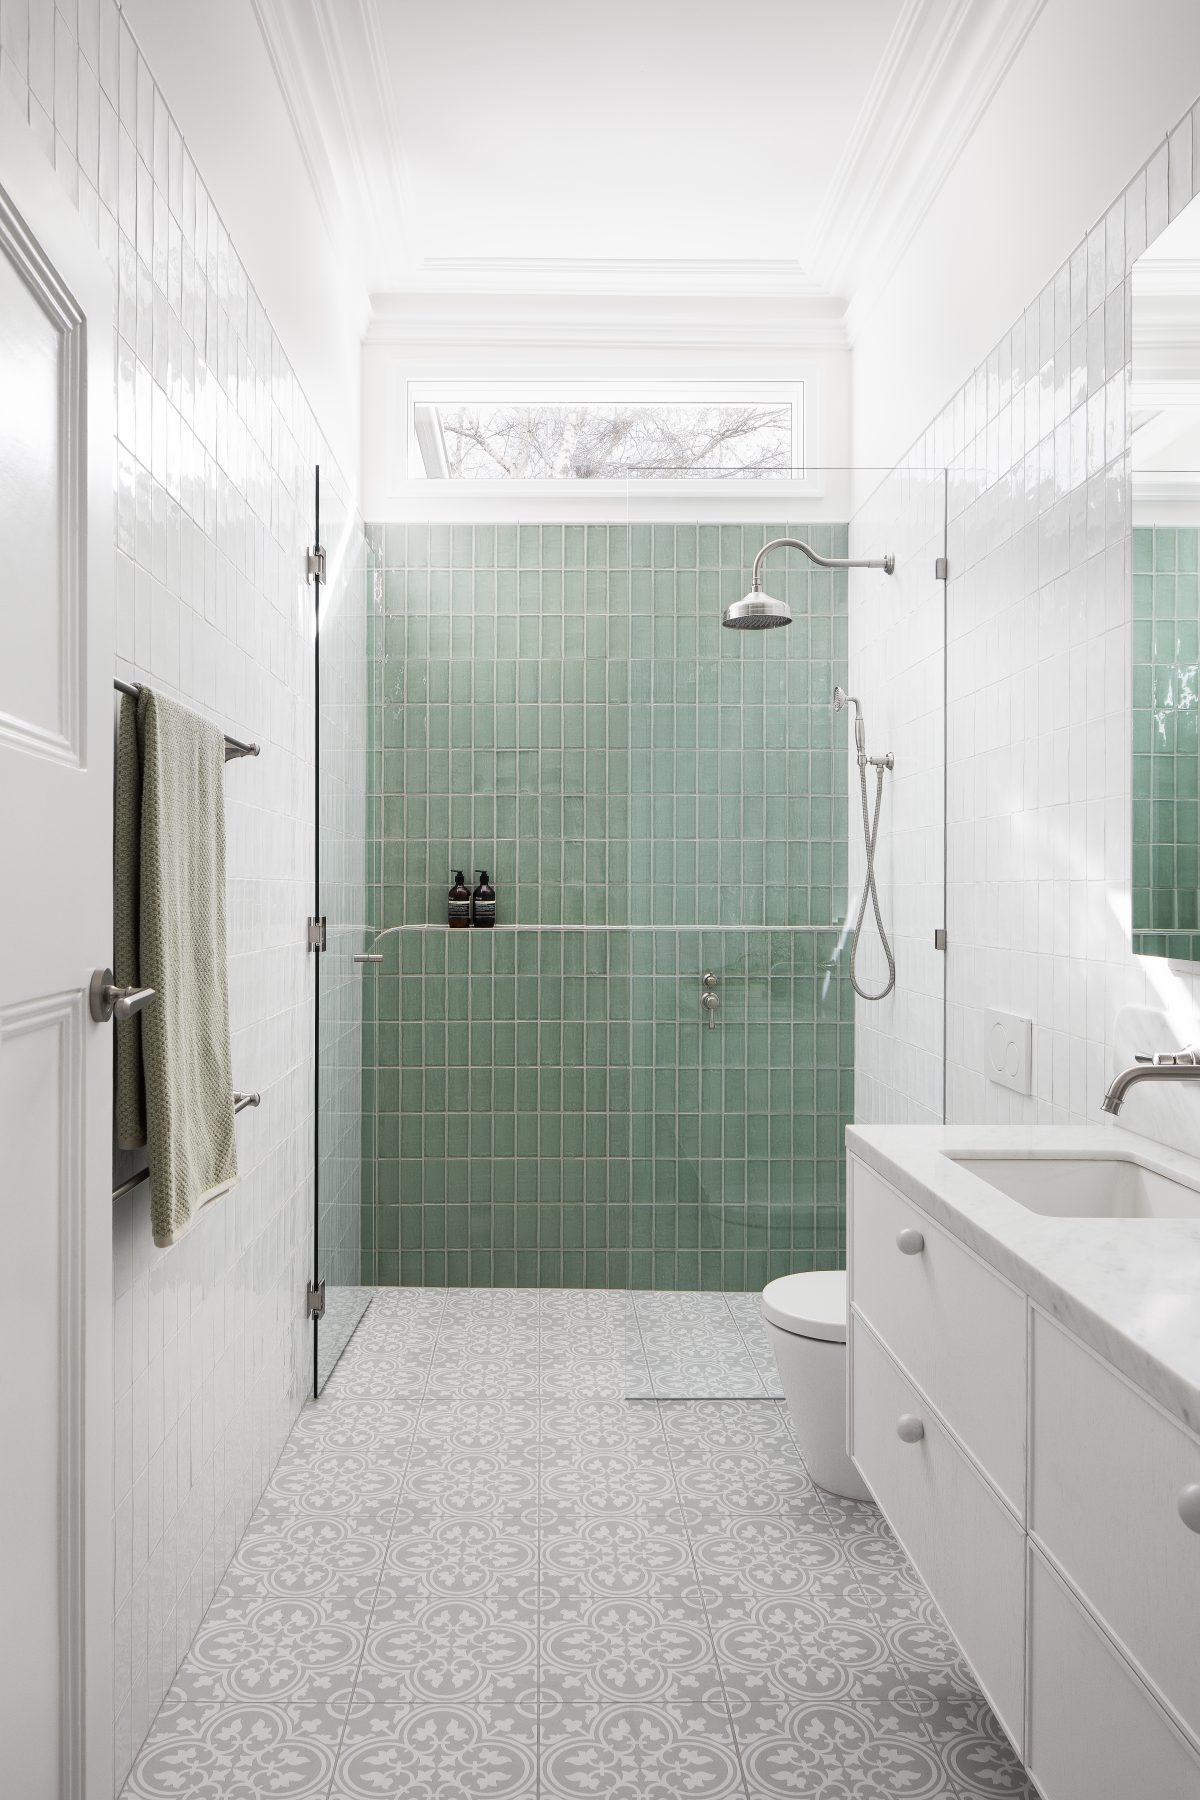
{"left": 471, "top": 869, "right": 496, "bottom": 928}
{"left": 448, "top": 870, "right": 471, "bottom": 928}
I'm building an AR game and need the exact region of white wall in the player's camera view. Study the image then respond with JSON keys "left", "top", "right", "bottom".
{"left": 857, "top": 67, "right": 1200, "bottom": 1153}
{"left": 852, "top": 0, "right": 1200, "bottom": 474}
{"left": 0, "top": 1, "right": 363, "bottom": 1787}
{"left": 122, "top": 0, "right": 366, "bottom": 482}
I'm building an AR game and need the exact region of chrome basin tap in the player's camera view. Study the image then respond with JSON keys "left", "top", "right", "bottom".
{"left": 1101, "top": 1047, "right": 1200, "bottom": 1115}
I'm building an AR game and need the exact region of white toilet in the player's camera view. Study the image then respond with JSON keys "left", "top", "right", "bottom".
{"left": 762, "top": 1269, "right": 871, "bottom": 1502}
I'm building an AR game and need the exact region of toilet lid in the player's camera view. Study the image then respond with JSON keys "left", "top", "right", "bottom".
{"left": 761, "top": 1270, "right": 848, "bottom": 1343}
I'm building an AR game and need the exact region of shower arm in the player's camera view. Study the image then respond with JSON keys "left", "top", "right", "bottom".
{"left": 749, "top": 537, "right": 895, "bottom": 591}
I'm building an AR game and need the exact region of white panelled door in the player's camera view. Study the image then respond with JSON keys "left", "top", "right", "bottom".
{"left": 0, "top": 106, "right": 114, "bottom": 1797}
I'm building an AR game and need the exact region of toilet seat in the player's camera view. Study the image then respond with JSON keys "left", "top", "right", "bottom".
{"left": 761, "top": 1269, "right": 848, "bottom": 1343}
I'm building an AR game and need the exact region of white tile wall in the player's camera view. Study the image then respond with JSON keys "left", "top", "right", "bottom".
{"left": 0, "top": 2, "right": 363, "bottom": 1787}
{"left": 867, "top": 95, "right": 1200, "bottom": 1150}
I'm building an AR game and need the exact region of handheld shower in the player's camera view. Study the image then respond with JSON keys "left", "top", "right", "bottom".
{"left": 832, "top": 686, "right": 866, "bottom": 762}
{"left": 834, "top": 687, "right": 896, "bottom": 1002}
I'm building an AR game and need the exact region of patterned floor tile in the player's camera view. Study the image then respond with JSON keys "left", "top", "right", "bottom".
{"left": 285, "top": 1394, "right": 421, "bottom": 1455}
{"left": 540, "top": 1577, "right": 723, "bottom": 1705}
{"left": 689, "top": 1509, "right": 883, "bottom": 1621}
{"left": 168, "top": 1592, "right": 366, "bottom": 1707}
{"left": 265, "top": 1446, "right": 409, "bottom": 1517}
{"left": 124, "top": 1288, "right": 1037, "bottom": 1800}
{"left": 539, "top": 1516, "right": 696, "bottom": 1595}
{"left": 404, "top": 1445, "right": 542, "bottom": 1516}
{"left": 540, "top": 1444, "right": 681, "bottom": 1516}
{"left": 224, "top": 1513, "right": 390, "bottom": 1598}
{"left": 358, "top": 1592, "right": 539, "bottom": 1703}
{"left": 322, "top": 1353, "right": 435, "bottom": 1401}
{"left": 671, "top": 1446, "right": 818, "bottom": 1517}
{"left": 734, "top": 1706, "right": 951, "bottom": 1798}
{"left": 538, "top": 1355, "right": 630, "bottom": 1400}
{"left": 414, "top": 1397, "right": 542, "bottom": 1453}
{"left": 332, "top": 1703, "right": 538, "bottom": 1799}
{"left": 540, "top": 1701, "right": 746, "bottom": 1799}
{"left": 124, "top": 1701, "right": 343, "bottom": 1799}
{"left": 898, "top": 1665, "right": 1037, "bottom": 1797}
{"left": 716, "top": 1624, "right": 913, "bottom": 1717}
{"left": 385, "top": 1500, "right": 540, "bottom": 1597}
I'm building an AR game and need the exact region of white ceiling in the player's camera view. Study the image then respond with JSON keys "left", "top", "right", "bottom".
{"left": 254, "top": 0, "right": 1048, "bottom": 318}
{"left": 371, "top": 1, "right": 900, "bottom": 269}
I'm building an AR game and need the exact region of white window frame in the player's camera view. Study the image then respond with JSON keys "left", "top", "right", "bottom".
{"left": 403, "top": 377, "right": 819, "bottom": 504}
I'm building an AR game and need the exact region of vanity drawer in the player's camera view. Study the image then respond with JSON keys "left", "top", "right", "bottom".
{"left": 849, "top": 1157, "right": 1026, "bottom": 1513}
{"left": 1030, "top": 1310, "right": 1200, "bottom": 1742}
{"left": 850, "top": 1313, "right": 1026, "bottom": 1753}
{"left": 1027, "top": 1545, "right": 1200, "bottom": 1800}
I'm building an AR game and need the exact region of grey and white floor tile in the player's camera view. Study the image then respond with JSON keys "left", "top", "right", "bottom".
{"left": 332, "top": 1703, "right": 539, "bottom": 1799}
{"left": 122, "top": 1286, "right": 1038, "bottom": 1799}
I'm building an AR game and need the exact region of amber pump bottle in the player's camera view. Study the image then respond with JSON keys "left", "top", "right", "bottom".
{"left": 471, "top": 870, "right": 496, "bottom": 928}
{"left": 448, "top": 870, "right": 471, "bottom": 928}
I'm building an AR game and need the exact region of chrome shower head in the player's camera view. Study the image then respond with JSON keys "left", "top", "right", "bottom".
{"left": 721, "top": 591, "right": 793, "bottom": 630}
{"left": 724, "top": 536, "right": 893, "bottom": 632}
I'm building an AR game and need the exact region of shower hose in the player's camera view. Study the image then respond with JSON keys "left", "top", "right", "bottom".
{"left": 850, "top": 754, "right": 896, "bottom": 1002}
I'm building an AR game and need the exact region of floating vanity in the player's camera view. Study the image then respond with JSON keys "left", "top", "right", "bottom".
{"left": 847, "top": 1125, "right": 1200, "bottom": 1800}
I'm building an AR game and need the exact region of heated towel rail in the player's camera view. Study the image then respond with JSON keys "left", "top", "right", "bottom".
{"left": 109, "top": 675, "right": 262, "bottom": 1203}
{"left": 113, "top": 676, "right": 261, "bottom": 761}
{"left": 111, "top": 1091, "right": 261, "bottom": 1202}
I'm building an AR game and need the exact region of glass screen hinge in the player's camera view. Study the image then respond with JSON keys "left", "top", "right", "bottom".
{"left": 935, "top": 556, "right": 948, "bottom": 581}
{"left": 306, "top": 1279, "right": 326, "bottom": 1320}
{"left": 934, "top": 927, "right": 947, "bottom": 950}
{"left": 307, "top": 915, "right": 327, "bottom": 952}
{"left": 306, "top": 545, "right": 326, "bottom": 584}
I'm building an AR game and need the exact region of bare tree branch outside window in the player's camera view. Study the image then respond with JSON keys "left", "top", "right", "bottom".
{"left": 430, "top": 402, "right": 794, "bottom": 479}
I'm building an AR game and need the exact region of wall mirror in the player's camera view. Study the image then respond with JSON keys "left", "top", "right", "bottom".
{"left": 1132, "top": 188, "right": 1200, "bottom": 958}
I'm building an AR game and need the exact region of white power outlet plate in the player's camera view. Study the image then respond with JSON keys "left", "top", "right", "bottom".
{"left": 985, "top": 1008, "right": 1032, "bottom": 1095}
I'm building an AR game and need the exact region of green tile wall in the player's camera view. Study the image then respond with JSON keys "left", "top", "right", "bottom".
{"left": 1132, "top": 525, "right": 1200, "bottom": 958}
{"left": 363, "top": 521, "right": 854, "bottom": 1287}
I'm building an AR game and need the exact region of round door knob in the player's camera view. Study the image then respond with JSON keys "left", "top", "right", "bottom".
{"left": 1179, "top": 1483, "right": 1200, "bottom": 1533}
{"left": 896, "top": 1228, "right": 925, "bottom": 1256}
{"left": 896, "top": 1413, "right": 925, "bottom": 1444}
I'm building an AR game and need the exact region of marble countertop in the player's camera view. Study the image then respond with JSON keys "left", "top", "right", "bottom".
{"left": 847, "top": 1123, "right": 1200, "bottom": 1439}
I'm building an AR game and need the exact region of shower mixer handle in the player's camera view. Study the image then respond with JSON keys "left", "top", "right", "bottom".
{"left": 701, "top": 990, "right": 719, "bottom": 1028}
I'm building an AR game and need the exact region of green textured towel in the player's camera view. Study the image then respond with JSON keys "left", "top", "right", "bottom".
{"left": 114, "top": 689, "right": 238, "bottom": 1246}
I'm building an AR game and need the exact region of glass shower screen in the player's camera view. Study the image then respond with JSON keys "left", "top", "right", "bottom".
{"left": 622, "top": 468, "right": 946, "bottom": 1399}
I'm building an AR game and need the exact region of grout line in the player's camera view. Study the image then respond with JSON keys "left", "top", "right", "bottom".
{"left": 330, "top": 1283, "right": 448, "bottom": 1771}
{"left": 653, "top": 1396, "right": 753, "bottom": 1800}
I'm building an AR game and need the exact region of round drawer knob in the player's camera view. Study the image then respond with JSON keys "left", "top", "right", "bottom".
{"left": 896, "top": 1228, "right": 925, "bottom": 1256}
{"left": 896, "top": 1413, "right": 925, "bottom": 1444}
{"left": 1179, "top": 1483, "right": 1200, "bottom": 1534}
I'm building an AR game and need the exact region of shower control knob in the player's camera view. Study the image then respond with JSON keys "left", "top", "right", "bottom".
{"left": 701, "top": 991, "right": 719, "bottom": 1029}
{"left": 702, "top": 972, "right": 718, "bottom": 988}
{"left": 896, "top": 1414, "right": 925, "bottom": 1445}
{"left": 896, "top": 1228, "right": 925, "bottom": 1256}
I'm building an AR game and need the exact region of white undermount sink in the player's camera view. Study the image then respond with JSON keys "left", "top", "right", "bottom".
{"left": 946, "top": 1153, "right": 1200, "bottom": 1219}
